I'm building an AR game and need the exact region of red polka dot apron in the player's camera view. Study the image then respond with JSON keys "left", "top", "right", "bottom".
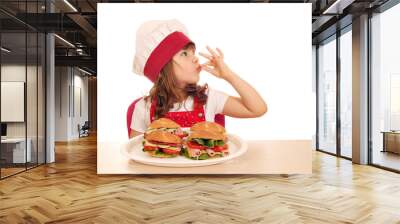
{"left": 149, "top": 96, "right": 205, "bottom": 128}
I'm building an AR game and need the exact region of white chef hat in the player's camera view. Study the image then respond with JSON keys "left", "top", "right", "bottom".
{"left": 133, "top": 19, "right": 195, "bottom": 83}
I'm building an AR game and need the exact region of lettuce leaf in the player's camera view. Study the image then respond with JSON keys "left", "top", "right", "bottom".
{"left": 192, "top": 138, "right": 225, "bottom": 148}
{"left": 192, "top": 138, "right": 214, "bottom": 147}
{"left": 204, "top": 140, "right": 214, "bottom": 148}
{"left": 198, "top": 153, "right": 209, "bottom": 160}
{"left": 181, "top": 148, "right": 190, "bottom": 158}
{"left": 214, "top": 140, "right": 225, "bottom": 146}
{"left": 155, "top": 150, "right": 164, "bottom": 155}
{"left": 193, "top": 138, "right": 206, "bottom": 145}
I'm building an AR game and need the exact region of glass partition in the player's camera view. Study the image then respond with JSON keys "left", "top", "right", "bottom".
{"left": 1, "top": 31, "right": 28, "bottom": 177}
{"left": 317, "top": 35, "right": 337, "bottom": 155}
{"left": 0, "top": 1, "right": 46, "bottom": 179}
{"left": 339, "top": 27, "right": 352, "bottom": 158}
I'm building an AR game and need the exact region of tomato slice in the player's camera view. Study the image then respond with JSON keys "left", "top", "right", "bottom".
{"left": 213, "top": 146, "right": 224, "bottom": 152}
{"left": 143, "top": 146, "right": 157, "bottom": 151}
{"left": 176, "top": 133, "right": 187, "bottom": 139}
{"left": 187, "top": 141, "right": 206, "bottom": 150}
{"left": 162, "top": 148, "right": 180, "bottom": 155}
{"left": 213, "top": 145, "right": 228, "bottom": 152}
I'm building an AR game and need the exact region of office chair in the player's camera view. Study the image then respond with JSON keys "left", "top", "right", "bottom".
{"left": 79, "top": 121, "right": 90, "bottom": 138}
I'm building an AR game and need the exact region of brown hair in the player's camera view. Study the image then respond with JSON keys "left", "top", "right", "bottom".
{"left": 144, "top": 44, "right": 208, "bottom": 119}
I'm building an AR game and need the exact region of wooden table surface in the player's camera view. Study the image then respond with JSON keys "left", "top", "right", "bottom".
{"left": 98, "top": 140, "right": 312, "bottom": 174}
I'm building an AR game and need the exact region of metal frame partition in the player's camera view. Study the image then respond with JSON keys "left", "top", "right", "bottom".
{"left": 0, "top": 0, "right": 47, "bottom": 180}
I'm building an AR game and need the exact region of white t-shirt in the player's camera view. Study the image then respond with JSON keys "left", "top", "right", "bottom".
{"left": 130, "top": 87, "right": 229, "bottom": 133}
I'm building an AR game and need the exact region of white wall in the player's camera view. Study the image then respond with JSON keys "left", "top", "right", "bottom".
{"left": 1, "top": 82, "right": 24, "bottom": 122}
{"left": 72, "top": 72, "right": 89, "bottom": 138}
{"left": 1, "top": 65, "right": 38, "bottom": 138}
{"left": 1, "top": 65, "right": 26, "bottom": 140}
{"left": 1, "top": 64, "right": 46, "bottom": 163}
{"left": 55, "top": 66, "right": 69, "bottom": 141}
{"left": 55, "top": 67, "right": 89, "bottom": 141}
{"left": 98, "top": 3, "right": 313, "bottom": 143}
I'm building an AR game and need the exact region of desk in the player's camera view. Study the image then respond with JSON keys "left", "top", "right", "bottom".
{"left": 1, "top": 138, "right": 31, "bottom": 163}
{"left": 98, "top": 140, "right": 312, "bottom": 175}
{"left": 381, "top": 131, "right": 400, "bottom": 154}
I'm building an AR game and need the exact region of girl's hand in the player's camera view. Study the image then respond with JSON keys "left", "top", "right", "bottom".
{"left": 199, "top": 46, "right": 233, "bottom": 80}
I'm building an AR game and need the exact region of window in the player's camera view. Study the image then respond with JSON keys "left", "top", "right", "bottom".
{"left": 340, "top": 28, "right": 352, "bottom": 158}
{"left": 371, "top": 2, "right": 400, "bottom": 171}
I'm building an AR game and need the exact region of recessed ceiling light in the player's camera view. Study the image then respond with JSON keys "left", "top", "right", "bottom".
{"left": 323, "top": 0, "right": 355, "bottom": 14}
{"left": 54, "top": 34, "right": 75, "bottom": 48}
{"left": 1, "top": 47, "right": 11, "bottom": 53}
{"left": 77, "top": 67, "right": 92, "bottom": 76}
{"left": 63, "top": 0, "right": 78, "bottom": 12}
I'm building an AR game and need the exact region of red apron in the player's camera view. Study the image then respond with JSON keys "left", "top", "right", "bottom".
{"left": 149, "top": 96, "right": 205, "bottom": 128}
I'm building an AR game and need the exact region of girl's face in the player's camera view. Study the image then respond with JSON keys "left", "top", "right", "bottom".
{"left": 171, "top": 44, "right": 201, "bottom": 87}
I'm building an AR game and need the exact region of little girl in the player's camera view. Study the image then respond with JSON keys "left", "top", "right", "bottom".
{"left": 129, "top": 19, "right": 267, "bottom": 138}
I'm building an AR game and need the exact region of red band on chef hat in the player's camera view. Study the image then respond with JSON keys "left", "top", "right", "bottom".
{"left": 143, "top": 31, "right": 194, "bottom": 83}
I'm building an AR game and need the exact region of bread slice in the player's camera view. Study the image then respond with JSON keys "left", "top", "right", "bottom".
{"left": 148, "top": 118, "right": 180, "bottom": 129}
{"left": 190, "top": 121, "right": 226, "bottom": 135}
{"left": 188, "top": 130, "right": 226, "bottom": 141}
{"left": 145, "top": 130, "right": 182, "bottom": 144}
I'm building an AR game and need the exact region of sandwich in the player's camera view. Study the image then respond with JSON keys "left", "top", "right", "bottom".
{"left": 190, "top": 121, "right": 226, "bottom": 136}
{"left": 145, "top": 118, "right": 188, "bottom": 138}
{"left": 183, "top": 129, "right": 229, "bottom": 160}
{"left": 142, "top": 130, "right": 182, "bottom": 157}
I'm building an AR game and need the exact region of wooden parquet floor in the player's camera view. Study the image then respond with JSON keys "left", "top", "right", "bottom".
{"left": 1, "top": 134, "right": 400, "bottom": 223}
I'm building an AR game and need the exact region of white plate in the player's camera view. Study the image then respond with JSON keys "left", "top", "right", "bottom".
{"left": 121, "top": 133, "right": 248, "bottom": 167}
